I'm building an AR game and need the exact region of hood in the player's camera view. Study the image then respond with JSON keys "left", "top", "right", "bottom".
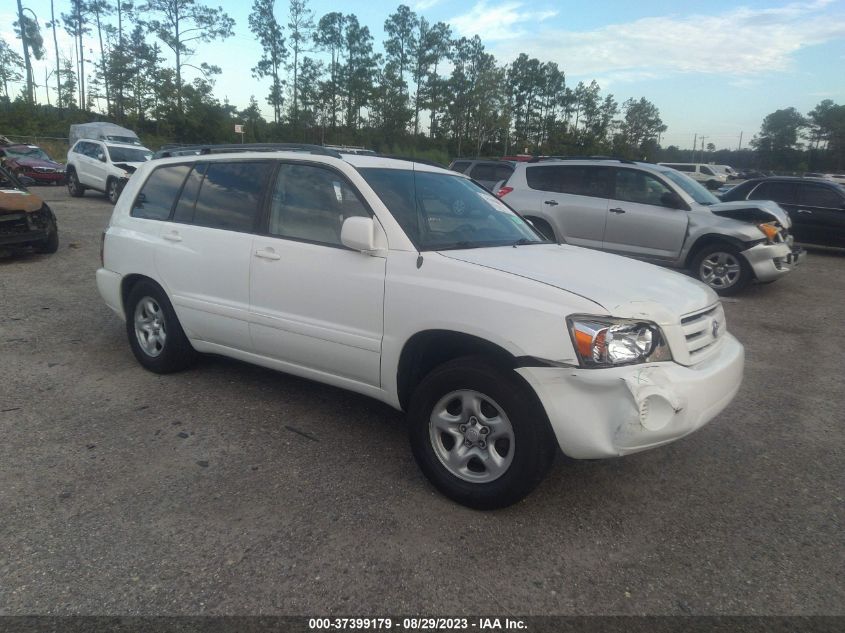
{"left": 113, "top": 162, "right": 138, "bottom": 174}
{"left": 0, "top": 187, "right": 44, "bottom": 214}
{"left": 10, "top": 156, "right": 64, "bottom": 170}
{"left": 708, "top": 200, "right": 791, "bottom": 228}
{"left": 438, "top": 244, "right": 717, "bottom": 324}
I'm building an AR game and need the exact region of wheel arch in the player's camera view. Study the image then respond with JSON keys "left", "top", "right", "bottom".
{"left": 396, "top": 330, "right": 520, "bottom": 411}
{"left": 684, "top": 233, "right": 748, "bottom": 268}
{"left": 121, "top": 274, "right": 166, "bottom": 315}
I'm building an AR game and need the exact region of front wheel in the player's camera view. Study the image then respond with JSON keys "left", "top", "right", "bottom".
{"left": 691, "top": 244, "right": 752, "bottom": 295}
{"left": 408, "top": 357, "right": 557, "bottom": 510}
{"left": 67, "top": 170, "right": 85, "bottom": 197}
{"left": 125, "top": 280, "right": 197, "bottom": 373}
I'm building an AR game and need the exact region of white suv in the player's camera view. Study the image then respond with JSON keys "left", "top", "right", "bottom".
{"left": 97, "top": 146, "right": 745, "bottom": 509}
{"left": 66, "top": 139, "right": 153, "bottom": 203}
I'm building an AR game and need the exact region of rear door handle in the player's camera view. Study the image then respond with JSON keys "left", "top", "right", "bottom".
{"left": 609, "top": 207, "right": 626, "bottom": 214}
{"left": 255, "top": 248, "right": 281, "bottom": 261}
{"left": 797, "top": 209, "right": 813, "bottom": 214}
{"left": 544, "top": 200, "right": 559, "bottom": 206}
{"left": 162, "top": 231, "right": 182, "bottom": 242}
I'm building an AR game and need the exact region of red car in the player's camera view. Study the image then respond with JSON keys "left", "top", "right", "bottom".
{"left": 0, "top": 144, "right": 66, "bottom": 184}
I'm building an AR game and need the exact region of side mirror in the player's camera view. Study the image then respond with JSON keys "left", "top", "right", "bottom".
{"left": 97, "top": 152, "right": 106, "bottom": 162}
{"left": 18, "top": 175, "right": 36, "bottom": 187}
{"left": 660, "top": 191, "right": 684, "bottom": 209}
{"left": 341, "top": 216, "right": 376, "bottom": 252}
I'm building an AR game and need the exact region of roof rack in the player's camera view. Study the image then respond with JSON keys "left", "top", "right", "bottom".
{"left": 529, "top": 155, "right": 638, "bottom": 165}
{"left": 374, "top": 154, "right": 448, "bottom": 169}
{"left": 153, "top": 143, "right": 342, "bottom": 159}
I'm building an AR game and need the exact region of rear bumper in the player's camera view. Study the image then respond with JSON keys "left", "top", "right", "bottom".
{"left": 97, "top": 268, "right": 125, "bottom": 320}
{"left": 742, "top": 241, "right": 802, "bottom": 282}
{"left": 516, "top": 334, "right": 744, "bottom": 459}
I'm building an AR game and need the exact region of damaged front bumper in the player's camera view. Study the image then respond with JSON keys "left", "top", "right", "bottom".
{"left": 742, "top": 241, "right": 803, "bottom": 283}
{"left": 516, "top": 334, "right": 744, "bottom": 459}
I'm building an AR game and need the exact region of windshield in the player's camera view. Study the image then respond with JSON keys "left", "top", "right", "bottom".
{"left": 107, "top": 146, "right": 152, "bottom": 163}
{"left": 358, "top": 168, "right": 546, "bottom": 250}
{"left": 660, "top": 168, "right": 720, "bottom": 205}
{"left": 6, "top": 146, "right": 50, "bottom": 161}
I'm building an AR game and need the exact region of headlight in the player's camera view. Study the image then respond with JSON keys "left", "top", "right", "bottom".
{"left": 567, "top": 316, "right": 672, "bottom": 368}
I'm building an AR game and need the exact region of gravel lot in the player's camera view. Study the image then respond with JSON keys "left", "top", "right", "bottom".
{"left": 1, "top": 186, "right": 842, "bottom": 616}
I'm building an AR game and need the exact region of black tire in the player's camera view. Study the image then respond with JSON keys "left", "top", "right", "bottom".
{"left": 408, "top": 356, "right": 557, "bottom": 510}
{"left": 66, "top": 169, "right": 85, "bottom": 197}
{"left": 125, "top": 280, "right": 197, "bottom": 373}
{"left": 690, "top": 243, "right": 752, "bottom": 295}
{"left": 34, "top": 219, "right": 59, "bottom": 254}
{"left": 107, "top": 178, "right": 120, "bottom": 204}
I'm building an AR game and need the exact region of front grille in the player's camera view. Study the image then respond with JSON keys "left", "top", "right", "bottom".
{"left": 681, "top": 303, "right": 726, "bottom": 361}
{"left": 32, "top": 166, "right": 58, "bottom": 173}
{"left": 0, "top": 213, "right": 30, "bottom": 236}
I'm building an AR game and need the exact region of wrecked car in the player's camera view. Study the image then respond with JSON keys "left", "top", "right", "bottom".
{"left": 97, "top": 148, "right": 744, "bottom": 509}
{"left": 497, "top": 158, "right": 802, "bottom": 294}
{"left": 0, "top": 165, "right": 59, "bottom": 254}
{"left": 65, "top": 139, "right": 152, "bottom": 204}
{"left": 0, "top": 143, "right": 66, "bottom": 185}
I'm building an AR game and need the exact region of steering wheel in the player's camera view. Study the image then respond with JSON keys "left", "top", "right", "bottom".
{"left": 451, "top": 199, "right": 469, "bottom": 217}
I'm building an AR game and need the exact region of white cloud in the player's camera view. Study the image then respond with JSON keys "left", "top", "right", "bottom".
{"left": 413, "top": 0, "right": 444, "bottom": 10}
{"left": 450, "top": 1, "right": 845, "bottom": 79}
{"left": 449, "top": 1, "right": 558, "bottom": 41}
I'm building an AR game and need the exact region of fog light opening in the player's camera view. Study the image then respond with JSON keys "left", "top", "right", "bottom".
{"left": 638, "top": 394, "right": 675, "bottom": 431}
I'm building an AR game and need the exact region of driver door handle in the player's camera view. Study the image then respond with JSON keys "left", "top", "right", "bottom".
{"left": 255, "top": 248, "right": 281, "bottom": 261}
{"left": 797, "top": 209, "right": 813, "bottom": 214}
{"left": 544, "top": 200, "right": 559, "bottom": 206}
{"left": 162, "top": 231, "right": 182, "bottom": 242}
{"left": 609, "top": 207, "right": 626, "bottom": 214}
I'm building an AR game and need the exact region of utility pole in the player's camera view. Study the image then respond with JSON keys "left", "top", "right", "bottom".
{"left": 692, "top": 133, "right": 697, "bottom": 162}
{"left": 738, "top": 131, "right": 743, "bottom": 151}
{"left": 699, "top": 135, "right": 708, "bottom": 163}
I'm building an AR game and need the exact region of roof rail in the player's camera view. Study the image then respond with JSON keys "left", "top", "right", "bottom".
{"left": 529, "top": 155, "right": 638, "bottom": 165}
{"left": 375, "top": 154, "right": 448, "bottom": 169}
{"left": 153, "top": 143, "right": 342, "bottom": 159}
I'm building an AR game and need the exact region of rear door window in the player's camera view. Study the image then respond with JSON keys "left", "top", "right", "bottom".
{"left": 798, "top": 184, "right": 843, "bottom": 208}
{"left": 172, "top": 163, "right": 208, "bottom": 223}
{"left": 131, "top": 164, "right": 191, "bottom": 220}
{"left": 560, "top": 166, "right": 612, "bottom": 197}
{"left": 749, "top": 181, "right": 798, "bottom": 204}
{"left": 192, "top": 161, "right": 273, "bottom": 232}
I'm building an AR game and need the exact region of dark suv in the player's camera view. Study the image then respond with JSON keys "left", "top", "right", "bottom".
{"left": 449, "top": 160, "right": 514, "bottom": 191}
{"left": 720, "top": 177, "right": 845, "bottom": 247}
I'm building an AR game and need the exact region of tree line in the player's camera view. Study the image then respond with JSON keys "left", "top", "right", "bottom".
{"left": 1, "top": 0, "right": 843, "bottom": 171}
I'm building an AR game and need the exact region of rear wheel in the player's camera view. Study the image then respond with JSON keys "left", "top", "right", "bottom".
{"left": 408, "top": 356, "right": 557, "bottom": 510}
{"left": 67, "top": 170, "right": 85, "bottom": 197}
{"left": 691, "top": 243, "right": 751, "bottom": 295}
{"left": 125, "top": 280, "right": 197, "bottom": 373}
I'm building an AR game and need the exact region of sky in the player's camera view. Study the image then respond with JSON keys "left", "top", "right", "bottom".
{"left": 4, "top": 0, "right": 845, "bottom": 149}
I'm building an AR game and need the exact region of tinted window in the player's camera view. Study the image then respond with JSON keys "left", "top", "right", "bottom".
{"left": 799, "top": 184, "right": 843, "bottom": 208}
{"left": 495, "top": 164, "right": 514, "bottom": 180}
{"left": 131, "top": 165, "right": 191, "bottom": 220}
{"left": 192, "top": 161, "right": 273, "bottom": 232}
{"left": 359, "top": 168, "right": 544, "bottom": 250}
{"left": 172, "top": 163, "right": 207, "bottom": 223}
{"left": 749, "top": 182, "right": 797, "bottom": 204}
{"left": 470, "top": 163, "right": 495, "bottom": 180}
{"left": 613, "top": 169, "right": 673, "bottom": 206}
{"left": 451, "top": 161, "right": 471, "bottom": 173}
{"left": 268, "top": 164, "right": 370, "bottom": 247}
{"left": 700, "top": 166, "right": 715, "bottom": 176}
{"left": 526, "top": 165, "right": 560, "bottom": 192}
{"left": 665, "top": 164, "right": 694, "bottom": 172}
{"left": 559, "top": 166, "right": 612, "bottom": 197}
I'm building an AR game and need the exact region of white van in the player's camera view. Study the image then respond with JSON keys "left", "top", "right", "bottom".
{"left": 658, "top": 163, "right": 728, "bottom": 189}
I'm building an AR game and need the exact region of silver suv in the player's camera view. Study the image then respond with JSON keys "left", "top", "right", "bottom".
{"left": 498, "top": 158, "right": 802, "bottom": 294}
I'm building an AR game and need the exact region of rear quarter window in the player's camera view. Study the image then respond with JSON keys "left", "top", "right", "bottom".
{"left": 450, "top": 161, "right": 471, "bottom": 173}
{"left": 131, "top": 165, "right": 191, "bottom": 220}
